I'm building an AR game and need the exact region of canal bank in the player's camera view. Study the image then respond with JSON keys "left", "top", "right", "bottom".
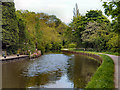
{"left": 0, "top": 50, "right": 42, "bottom": 61}
{"left": 2, "top": 52, "right": 99, "bottom": 88}
{"left": 0, "top": 55, "right": 29, "bottom": 61}
{"left": 99, "top": 53, "right": 120, "bottom": 89}
{"left": 61, "top": 50, "right": 102, "bottom": 64}
{"left": 61, "top": 49, "right": 115, "bottom": 88}
{"left": 1, "top": 50, "right": 115, "bottom": 88}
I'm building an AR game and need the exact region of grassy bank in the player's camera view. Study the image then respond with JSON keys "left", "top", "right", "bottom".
{"left": 62, "top": 48, "right": 114, "bottom": 88}
{"left": 101, "top": 51, "right": 120, "bottom": 56}
{"left": 85, "top": 54, "right": 114, "bottom": 88}
{"left": 63, "top": 48, "right": 120, "bottom": 56}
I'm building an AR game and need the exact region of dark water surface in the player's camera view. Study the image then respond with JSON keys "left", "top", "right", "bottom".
{"left": 2, "top": 53, "right": 100, "bottom": 88}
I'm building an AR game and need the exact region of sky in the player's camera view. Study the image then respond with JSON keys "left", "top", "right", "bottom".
{"left": 14, "top": 0, "right": 105, "bottom": 24}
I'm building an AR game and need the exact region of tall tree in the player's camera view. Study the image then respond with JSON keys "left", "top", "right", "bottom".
{"left": 81, "top": 21, "right": 109, "bottom": 51}
{"left": 67, "top": 3, "right": 86, "bottom": 47}
{"left": 2, "top": 2, "right": 19, "bottom": 53}
{"left": 73, "top": 3, "right": 80, "bottom": 18}
{"left": 102, "top": 0, "right": 120, "bottom": 52}
{"left": 86, "top": 10, "right": 110, "bottom": 24}
{"left": 16, "top": 10, "right": 26, "bottom": 48}
{"left": 102, "top": 0, "right": 120, "bottom": 33}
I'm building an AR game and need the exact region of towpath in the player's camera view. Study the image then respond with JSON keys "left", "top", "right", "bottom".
{"left": 0, "top": 55, "right": 29, "bottom": 61}
{"left": 99, "top": 53, "right": 120, "bottom": 89}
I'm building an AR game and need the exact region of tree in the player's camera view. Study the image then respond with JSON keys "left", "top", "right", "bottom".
{"left": 73, "top": 3, "right": 80, "bottom": 18}
{"left": 67, "top": 3, "right": 87, "bottom": 47}
{"left": 107, "top": 32, "right": 120, "bottom": 52}
{"left": 15, "top": 10, "right": 65, "bottom": 54}
{"left": 86, "top": 10, "right": 110, "bottom": 24}
{"left": 81, "top": 22, "right": 109, "bottom": 51}
{"left": 102, "top": 0, "right": 120, "bottom": 52}
{"left": 2, "top": 2, "right": 19, "bottom": 53}
{"left": 16, "top": 10, "right": 26, "bottom": 48}
{"left": 102, "top": 0, "right": 120, "bottom": 33}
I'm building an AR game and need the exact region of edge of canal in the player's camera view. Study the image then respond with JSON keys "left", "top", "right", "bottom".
{"left": 61, "top": 50, "right": 115, "bottom": 88}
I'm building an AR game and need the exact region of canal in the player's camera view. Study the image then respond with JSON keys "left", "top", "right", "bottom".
{"left": 2, "top": 53, "right": 100, "bottom": 88}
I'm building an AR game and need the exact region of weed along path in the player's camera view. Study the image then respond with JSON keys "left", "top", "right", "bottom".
{"left": 99, "top": 53, "right": 120, "bottom": 89}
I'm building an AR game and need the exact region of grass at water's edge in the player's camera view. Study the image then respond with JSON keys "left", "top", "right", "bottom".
{"left": 85, "top": 54, "right": 114, "bottom": 88}
{"left": 62, "top": 48, "right": 120, "bottom": 56}
{"left": 62, "top": 48, "right": 115, "bottom": 88}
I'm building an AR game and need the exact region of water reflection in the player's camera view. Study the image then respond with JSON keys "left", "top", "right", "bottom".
{"left": 2, "top": 53, "right": 99, "bottom": 88}
{"left": 67, "top": 54, "right": 100, "bottom": 88}
{"left": 24, "top": 54, "right": 69, "bottom": 77}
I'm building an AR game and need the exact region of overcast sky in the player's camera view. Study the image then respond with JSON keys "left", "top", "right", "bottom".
{"left": 14, "top": 0, "right": 105, "bottom": 24}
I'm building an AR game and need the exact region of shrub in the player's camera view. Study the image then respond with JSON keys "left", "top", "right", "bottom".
{"left": 51, "top": 42, "right": 62, "bottom": 51}
{"left": 37, "top": 45, "right": 45, "bottom": 55}
{"left": 68, "top": 43, "right": 76, "bottom": 48}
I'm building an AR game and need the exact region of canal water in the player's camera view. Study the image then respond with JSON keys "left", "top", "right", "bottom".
{"left": 2, "top": 53, "right": 100, "bottom": 88}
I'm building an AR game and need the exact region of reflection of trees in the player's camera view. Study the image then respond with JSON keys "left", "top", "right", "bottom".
{"left": 67, "top": 55, "right": 99, "bottom": 88}
{"left": 26, "top": 70, "right": 62, "bottom": 88}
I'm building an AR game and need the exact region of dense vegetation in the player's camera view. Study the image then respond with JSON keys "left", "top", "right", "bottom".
{"left": 2, "top": 2, "right": 19, "bottom": 54}
{"left": 2, "top": 2, "right": 67, "bottom": 55}
{"left": 2, "top": 0, "right": 119, "bottom": 55}
{"left": 65, "top": 2, "right": 119, "bottom": 53}
{"left": 15, "top": 10, "right": 67, "bottom": 54}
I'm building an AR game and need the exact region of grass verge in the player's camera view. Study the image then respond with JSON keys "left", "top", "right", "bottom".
{"left": 101, "top": 51, "right": 120, "bottom": 56}
{"left": 62, "top": 48, "right": 120, "bottom": 56}
{"left": 85, "top": 54, "right": 114, "bottom": 88}
{"left": 62, "top": 48, "right": 115, "bottom": 88}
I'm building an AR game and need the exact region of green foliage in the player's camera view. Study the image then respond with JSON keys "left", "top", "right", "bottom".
{"left": 37, "top": 45, "right": 45, "bottom": 55}
{"left": 2, "top": 3, "right": 67, "bottom": 55}
{"left": 45, "top": 43, "right": 53, "bottom": 52}
{"left": 68, "top": 16, "right": 86, "bottom": 47}
{"left": 86, "top": 54, "right": 114, "bottom": 88}
{"left": 86, "top": 10, "right": 110, "bottom": 24}
{"left": 14, "top": 10, "right": 66, "bottom": 54}
{"left": 66, "top": 4, "right": 118, "bottom": 53}
{"left": 51, "top": 42, "right": 62, "bottom": 51}
{"left": 16, "top": 10, "right": 26, "bottom": 48}
{"left": 102, "top": 1, "right": 120, "bottom": 33}
{"left": 62, "top": 49, "right": 115, "bottom": 88}
{"left": 2, "top": 1, "right": 119, "bottom": 55}
{"left": 68, "top": 43, "right": 77, "bottom": 48}
{"left": 2, "top": 2, "right": 19, "bottom": 53}
{"left": 107, "top": 32, "right": 120, "bottom": 52}
{"left": 73, "top": 3, "right": 80, "bottom": 17}
{"left": 81, "top": 21, "right": 109, "bottom": 51}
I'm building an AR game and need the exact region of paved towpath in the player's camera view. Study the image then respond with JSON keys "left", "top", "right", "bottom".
{"left": 99, "top": 53, "right": 120, "bottom": 89}
{"left": 0, "top": 55, "right": 29, "bottom": 61}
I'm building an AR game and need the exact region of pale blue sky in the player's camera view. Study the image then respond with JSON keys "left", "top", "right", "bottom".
{"left": 14, "top": 0, "right": 105, "bottom": 24}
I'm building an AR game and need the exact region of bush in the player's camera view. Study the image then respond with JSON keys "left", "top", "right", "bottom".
{"left": 68, "top": 43, "right": 76, "bottom": 48}
{"left": 51, "top": 42, "right": 62, "bottom": 51}
{"left": 45, "top": 43, "right": 53, "bottom": 52}
{"left": 37, "top": 45, "right": 45, "bottom": 55}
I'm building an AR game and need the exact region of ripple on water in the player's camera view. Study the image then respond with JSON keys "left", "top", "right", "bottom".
{"left": 23, "top": 54, "right": 70, "bottom": 77}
